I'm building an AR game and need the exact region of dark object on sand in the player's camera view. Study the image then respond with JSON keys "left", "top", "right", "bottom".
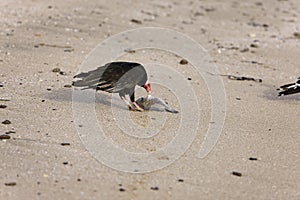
{"left": 278, "top": 77, "right": 300, "bottom": 96}
{"left": 131, "top": 19, "right": 142, "bottom": 24}
{"left": 150, "top": 186, "right": 159, "bottom": 191}
{"left": 231, "top": 171, "right": 242, "bottom": 177}
{"left": 52, "top": 67, "right": 61, "bottom": 73}
{"left": 225, "top": 75, "right": 262, "bottom": 82}
{"left": 72, "top": 62, "right": 151, "bottom": 111}
{"left": 179, "top": 59, "right": 188, "bottom": 65}
{"left": 249, "top": 157, "right": 258, "bottom": 161}
{"left": 0, "top": 134, "right": 11, "bottom": 140}
{"left": 4, "top": 182, "right": 16, "bottom": 186}
{"left": 2, "top": 120, "right": 11, "bottom": 125}
{"left": 135, "top": 95, "right": 179, "bottom": 113}
{"left": 294, "top": 32, "right": 300, "bottom": 39}
{"left": 0, "top": 105, "right": 7, "bottom": 109}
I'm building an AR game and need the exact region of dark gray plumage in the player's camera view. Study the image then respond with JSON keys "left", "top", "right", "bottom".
{"left": 72, "top": 62, "right": 150, "bottom": 103}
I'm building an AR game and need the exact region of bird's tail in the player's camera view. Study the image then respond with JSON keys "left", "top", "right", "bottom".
{"left": 72, "top": 67, "right": 105, "bottom": 89}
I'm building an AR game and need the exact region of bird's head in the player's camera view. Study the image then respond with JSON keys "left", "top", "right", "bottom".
{"left": 142, "top": 80, "right": 151, "bottom": 95}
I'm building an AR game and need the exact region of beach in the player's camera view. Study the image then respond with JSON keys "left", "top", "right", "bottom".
{"left": 1, "top": 0, "right": 300, "bottom": 199}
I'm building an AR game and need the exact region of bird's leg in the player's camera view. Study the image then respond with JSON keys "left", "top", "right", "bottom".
{"left": 133, "top": 101, "right": 144, "bottom": 112}
{"left": 129, "top": 92, "right": 143, "bottom": 112}
{"left": 121, "top": 96, "right": 135, "bottom": 110}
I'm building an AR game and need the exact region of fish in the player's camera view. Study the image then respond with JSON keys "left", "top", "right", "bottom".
{"left": 135, "top": 95, "right": 179, "bottom": 113}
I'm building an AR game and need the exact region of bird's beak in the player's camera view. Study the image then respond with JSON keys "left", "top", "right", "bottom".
{"left": 143, "top": 82, "right": 151, "bottom": 95}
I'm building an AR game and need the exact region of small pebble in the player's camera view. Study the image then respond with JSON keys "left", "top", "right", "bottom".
{"left": 59, "top": 71, "right": 67, "bottom": 75}
{"left": 62, "top": 162, "right": 68, "bottom": 165}
{"left": 131, "top": 19, "right": 142, "bottom": 24}
{"left": 2, "top": 120, "right": 11, "bottom": 125}
{"left": 150, "top": 186, "right": 159, "bottom": 191}
{"left": 0, "top": 98, "right": 10, "bottom": 102}
{"left": 5, "top": 182, "right": 16, "bottom": 186}
{"left": 52, "top": 68, "right": 61, "bottom": 73}
{"left": 250, "top": 43, "right": 259, "bottom": 48}
{"left": 64, "top": 49, "right": 74, "bottom": 52}
{"left": 0, "top": 105, "right": 7, "bottom": 108}
{"left": 204, "top": 8, "right": 215, "bottom": 12}
{"left": 5, "top": 131, "right": 15, "bottom": 134}
{"left": 231, "top": 171, "right": 242, "bottom": 177}
{"left": 119, "top": 188, "right": 126, "bottom": 192}
{"left": 124, "top": 49, "right": 136, "bottom": 53}
{"left": 46, "top": 88, "right": 52, "bottom": 91}
{"left": 180, "top": 59, "right": 188, "bottom": 65}
{"left": 262, "top": 24, "right": 269, "bottom": 28}
{"left": 240, "top": 48, "right": 249, "bottom": 53}
{"left": 187, "top": 77, "right": 192, "bottom": 80}
{"left": 249, "top": 157, "right": 258, "bottom": 161}
{"left": 0, "top": 134, "right": 11, "bottom": 140}
{"left": 61, "top": 142, "right": 70, "bottom": 146}
{"left": 178, "top": 179, "right": 184, "bottom": 182}
{"left": 294, "top": 32, "right": 300, "bottom": 39}
{"left": 236, "top": 97, "right": 241, "bottom": 100}
{"left": 64, "top": 84, "right": 72, "bottom": 88}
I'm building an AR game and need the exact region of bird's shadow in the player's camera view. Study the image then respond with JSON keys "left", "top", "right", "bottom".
{"left": 44, "top": 88, "right": 124, "bottom": 110}
{"left": 262, "top": 86, "right": 300, "bottom": 101}
{"left": 44, "top": 88, "right": 166, "bottom": 112}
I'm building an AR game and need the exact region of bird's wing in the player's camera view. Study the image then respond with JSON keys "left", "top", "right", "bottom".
{"left": 112, "top": 67, "right": 145, "bottom": 92}
{"left": 104, "top": 63, "right": 147, "bottom": 94}
{"left": 280, "top": 82, "right": 296, "bottom": 89}
{"left": 72, "top": 62, "right": 148, "bottom": 95}
{"left": 278, "top": 78, "right": 300, "bottom": 96}
{"left": 72, "top": 65, "right": 107, "bottom": 89}
{"left": 278, "top": 85, "right": 300, "bottom": 96}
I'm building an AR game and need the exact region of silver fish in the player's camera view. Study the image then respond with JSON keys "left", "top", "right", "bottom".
{"left": 135, "top": 95, "right": 179, "bottom": 113}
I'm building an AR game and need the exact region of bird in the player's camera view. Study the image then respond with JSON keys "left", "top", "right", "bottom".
{"left": 278, "top": 77, "right": 300, "bottom": 96}
{"left": 72, "top": 62, "right": 151, "bottom": 111}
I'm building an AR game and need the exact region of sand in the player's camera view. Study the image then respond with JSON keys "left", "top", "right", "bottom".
{"left": 1, "top": 0, "right": 300, "bottom": 199}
